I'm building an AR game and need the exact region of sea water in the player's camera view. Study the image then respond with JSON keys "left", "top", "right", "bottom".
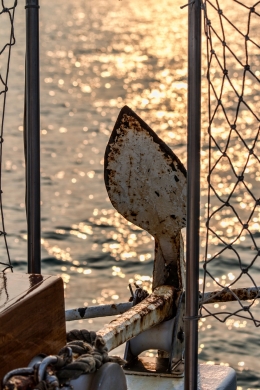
{"left": 0, "top": 1, "right": 259, "bottom": 388}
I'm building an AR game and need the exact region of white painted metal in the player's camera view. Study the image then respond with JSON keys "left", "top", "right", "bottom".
{"left": 104, "top": 106, "right": 187, "bottom": 290}
{"left": 70, "top": 363, "right": 127, "bottom": 390}
{"left": 97, "top": 285, "right": 174, "bottom": 351}
{"left": 125, "top": 365, "right": 237, "bottom": 390}
{"left": 65, "top": 302, "right": 132, "bottom": 321}
{"left": 128, "top": 317, "right": 175, "bottom": 357}
{"left": 105, "top": 109, "right": 186, "bottom": 236}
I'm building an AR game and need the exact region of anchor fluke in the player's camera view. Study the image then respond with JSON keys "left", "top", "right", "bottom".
{"left": 104, "top": 106, "right": 187, "bottom": 289}
{"left": 104, "top": 105, "right": 187, "bottom": 236}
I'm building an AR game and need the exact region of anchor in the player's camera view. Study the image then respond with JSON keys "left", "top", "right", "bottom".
{"left": 103, "top": 105, "right": 187, "bottom": 377}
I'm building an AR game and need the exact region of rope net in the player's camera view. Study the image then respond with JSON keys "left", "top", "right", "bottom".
{"left": 200, "top": 1, "right": 260, "bottom": 325}
{"left": 0, "top": 1, "right": 17, "bottom": 272}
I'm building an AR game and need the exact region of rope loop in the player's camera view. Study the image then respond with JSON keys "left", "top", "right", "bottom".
{"left": 56, "top": 330, "right": 126, "bottom": 382}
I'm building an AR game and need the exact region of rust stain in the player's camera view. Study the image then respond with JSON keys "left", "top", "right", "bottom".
{"left": 97, "top": 285, "right": 175, "bottom": 351}
{"left": 4, "top": 376, "right": 36, "bottom": 390}
{"left": 104, "top": 106, "right": 187, "bottom": 291}
{"left": 200, "top": 286, "right": 260, "bottom": 305}
{"left": 104, "top": 107, "right": 186, "bottom": 238}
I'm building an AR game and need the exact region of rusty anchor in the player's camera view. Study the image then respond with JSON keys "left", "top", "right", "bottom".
{"left": 103, "top": 105, "right": 187, "bottom": 376}
{"left": 64, "top": 105, "right": 259, "bottom": 380}
{"left": 104, "top": 105, "right": 187, "bottom": 292}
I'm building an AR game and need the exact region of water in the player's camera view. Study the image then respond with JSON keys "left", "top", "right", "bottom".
{"left": 0, "top": 1, "right": 260, "bottom": 388}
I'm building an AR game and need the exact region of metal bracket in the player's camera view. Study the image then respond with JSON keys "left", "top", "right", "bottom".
{"left": 123, "top": 290, "right": 185, "bottom": 378}
{"left": 170, "top": 291, "right": 185, "bottom": 377}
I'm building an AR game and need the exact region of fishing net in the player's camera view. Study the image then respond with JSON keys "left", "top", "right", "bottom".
{"left": 200, "top": 1, "right": 260, "bottom": 325}
{"left": 0, "top": 1, "right": 18, "bottom": 272}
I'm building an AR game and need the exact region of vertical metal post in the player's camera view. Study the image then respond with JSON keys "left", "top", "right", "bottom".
{"left": 185, "top": 0, "right": 201, "bottom": 389}
{"left": 25, "top": 0, "right": 41, "bottom": 274}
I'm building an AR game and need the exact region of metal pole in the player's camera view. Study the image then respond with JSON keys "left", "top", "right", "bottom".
{"left": 25, "top": 0, "right": 41, "bottom": 274}
{"left": 65, "top": 302, "right": 133, "bottom": 321}
{"left": 185, "top": 0, "right": 201, "bottom": 389}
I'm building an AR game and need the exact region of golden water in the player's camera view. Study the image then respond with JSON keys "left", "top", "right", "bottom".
{"left": 0, "top": 1, "right": 259, "bottom": 388}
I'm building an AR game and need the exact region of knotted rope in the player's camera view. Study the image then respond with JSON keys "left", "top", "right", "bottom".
{"left": 128, "top": 283, "right": 149, "bottom": 306}
{"left": 57, "top": 331, "right": 125, "bottom": 382}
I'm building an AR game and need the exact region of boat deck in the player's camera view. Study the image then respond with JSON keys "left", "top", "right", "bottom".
{"left": 126, "top": 364, "right": 236, "bottom": 390}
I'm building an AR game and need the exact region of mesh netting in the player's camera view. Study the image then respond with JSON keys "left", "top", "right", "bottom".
{"left": 200, "top": 1, "right": 260, "bottom": 325}
{"left": 0, "top": 1, "right": 17, "bottom": 272}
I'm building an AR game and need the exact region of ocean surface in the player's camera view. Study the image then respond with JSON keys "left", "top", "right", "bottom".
{"left": 0, "top": 1, "right": 260, "bottom": 388}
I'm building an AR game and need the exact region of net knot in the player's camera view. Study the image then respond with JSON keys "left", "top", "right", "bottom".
{"left": 239, "top": 95, "right": 243, "bottom": 102}
{"left": 237, "top": 175, "right": 244, "bottom": 181}
{"left": 245, "top": 35, "right": 250, "bottom": 41}
{"left": 241, "top": 268, "right": 248, "bottom": 274}
{"left": 223, "top": 69, "right": 228, "bottom": 75}
{"left": 244, "top": 64, "right": 250, "bottom": 70}
{"left": 231, "top": 124, "right": 236, "bottom": 130}
{"left": 250, "top": 7, "right": 255, "bottom": 13}
{"left": 243, "top": 306, "right": 250, "bottom": 311}
{"left": 256, "top": 199, "right": 260, "bottom": 206}
{"left": 218, "top": 9, "right": 223, "bottom": 15}
{"left": 184, "top": 315, "right": 200, "bottom": 321}
{"left": 222, "top": 40, "right": 226, "bottom": 47}
{"left": 243, "top": 223, "right": 248, "bottom": 229}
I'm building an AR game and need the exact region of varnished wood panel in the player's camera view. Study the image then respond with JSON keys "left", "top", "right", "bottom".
{"left": 0, "top": 272, "right": 66, "bottom": 380}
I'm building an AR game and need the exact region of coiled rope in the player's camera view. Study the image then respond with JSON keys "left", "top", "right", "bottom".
{"left": 4, "top": 331, "right": 126, "bottom": 390}
{"left": 56, "top": 330, "right": 126, "bottom": 382}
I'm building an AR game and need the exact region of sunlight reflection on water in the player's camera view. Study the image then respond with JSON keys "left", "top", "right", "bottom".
{"left": 0, "top": 0, "right": 259, "bottom": 387}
